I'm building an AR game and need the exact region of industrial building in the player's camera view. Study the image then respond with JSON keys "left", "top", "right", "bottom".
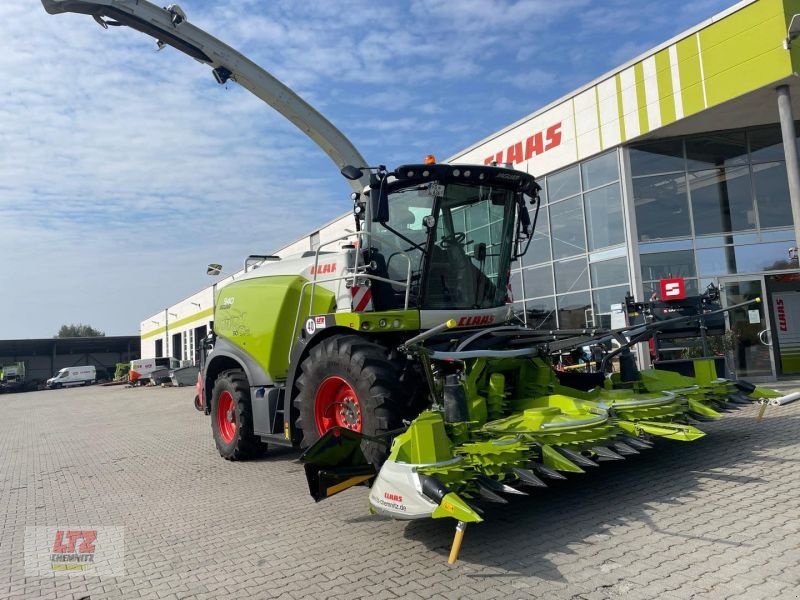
{"left": 142, "top": 0, "right": 800, "bottom": 381}
{"left": 0, "top": 336, "right": 140, "bottom": 385}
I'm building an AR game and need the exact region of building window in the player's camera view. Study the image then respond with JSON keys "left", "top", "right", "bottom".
{"left": 522, "top": 264, "right": 554, "bottom": 298}
{"left": 628, "top": 139, "right": 684, "bottom": 175}
{"left": 557, "top": 291, "right": 592, "bottom": 328}
{"left": 687, "top": 166, "right": 755, "bottom": 235}
{"left": 685, "top": 131, "right": 748, "bottom": 170}
{"left": 748, "top": 125, "right": 784, "bottom": 162}
{"left": 584, "top": 182, "right": 624, "bottom": 250}
{"left": 632, "top": 173, "right": 692, "bottom": 241}
{"left": 549, "top": 196, "right": 586, "bottom": 259}
{"left": 515, "top": 150, "right": 625, "bottom": 329}
{"left": 639, "top": 249, "right": 696, "bottom": 281}
{"left": 524, "top": 296, "right": 557, "bottom": 330}
{"left": 547, "top": 165, "right": 580, "bottom": 202}
{"left": 554, "top": 257, "right": 589, "bottom": 294}
{"left": 592, "top": 285, "right": 630, "bottom": 328}
{"left": 525, "top": 206, "right": 552, "bottom": 265}
{"left": 752, "top": 161, "right": 793, "bottom": 229}
{"left": 581, "top": 151, "right": 619, "bottom": 190}
{"left": 590, "top": 256, "right": 629, "bottom": 288}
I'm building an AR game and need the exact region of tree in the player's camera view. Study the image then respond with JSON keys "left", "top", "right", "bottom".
{"left": 56, "top": 324, "right": 105, "bottom": 338}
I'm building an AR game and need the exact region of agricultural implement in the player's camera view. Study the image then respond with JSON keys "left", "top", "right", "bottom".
{"left": 301, "top": 302, "right": 798, "bottom": 563}
{"left": 41, "top": 0, "right": 800, "bottom": 564}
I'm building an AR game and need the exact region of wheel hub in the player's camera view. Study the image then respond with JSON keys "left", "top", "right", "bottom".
{"left": 314, "top": 376, "right": 363, "bottom": 435}
{"left": 216, "top": 390, "right": 237, "bottom": 444}
{"left": 338, "top": 396, "right": 362, "bottom": 429}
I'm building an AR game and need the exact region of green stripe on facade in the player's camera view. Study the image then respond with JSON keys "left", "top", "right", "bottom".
{"left": 675, "top": 36, "right": 705, "bottom": 117}
{"left": 614, "top": 73, "right": 627, "bottom": 142}
{"left": 594, "top": 85, "right": 604, "bottom": 149}
{"left": 142, "top": 308, "right": 214, "bottom": 340}
{"left": 654, "top": 49, "right": 676, "bottom": 125}
{"left": 699, "top": 0, "right": 790, "bottom": 107}
{"left": 633, "top": 62, "right": 649, "bottom": 135}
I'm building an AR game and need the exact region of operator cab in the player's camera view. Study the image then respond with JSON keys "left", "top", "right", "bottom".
{"left": 344, "top": 162, "right": 540, "bottom": 312}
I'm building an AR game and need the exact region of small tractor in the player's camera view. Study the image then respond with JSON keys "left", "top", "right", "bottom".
{"left": 42, "top": 0, "right": 799, "bottom": 563}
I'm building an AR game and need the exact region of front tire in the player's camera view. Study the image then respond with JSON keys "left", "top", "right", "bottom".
{"left": 211, "top": 369, "right": 267, "bottom": 460}
{"left": 294, "top": 335, "right": 407, "bottom": 466}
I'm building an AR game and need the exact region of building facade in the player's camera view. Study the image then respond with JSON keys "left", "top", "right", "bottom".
{"left": 143, "top": 0, "right": 800, "bottom": 380}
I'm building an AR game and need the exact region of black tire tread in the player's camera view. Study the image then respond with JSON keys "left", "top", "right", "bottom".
{"left": 293, "top": 335, "right": 412, "bottom": 465}
{"left": 211, "top": 369, "right": 267, "bottom": 461}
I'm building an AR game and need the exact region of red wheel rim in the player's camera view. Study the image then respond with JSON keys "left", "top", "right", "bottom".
{"left": 217, "top": 390, "right": 236, "bottom": 443}
{"left": 314, "top": 376, "right": 362, "bottom": 434}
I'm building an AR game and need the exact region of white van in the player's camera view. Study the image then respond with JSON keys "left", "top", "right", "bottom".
{"left": 47, "top": 366, "right": 97, "bottom": 388}
{"left": 129, "top": 357, "right": 181, "bottom": 384}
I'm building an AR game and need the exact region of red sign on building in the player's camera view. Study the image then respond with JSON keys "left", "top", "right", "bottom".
{"left": 660, "top": 277, "right": 686, "bottom": 301}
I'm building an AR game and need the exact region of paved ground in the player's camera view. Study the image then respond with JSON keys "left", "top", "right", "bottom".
{"left": 1, "top": 383, "right": 800, "bottom": 600}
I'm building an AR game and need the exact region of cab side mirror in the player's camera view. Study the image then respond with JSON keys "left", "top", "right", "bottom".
{"left": 341, "top": 165, "right": 364, "bottom": 180}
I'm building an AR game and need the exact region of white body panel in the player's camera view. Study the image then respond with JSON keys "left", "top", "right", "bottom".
{"left": 130, "top": 357, "right": 180, "bottom": 380}
{"left": 368, "top": 460, "right": 438, "bottom": 520}
{"left": 47, "top": 365, "right": 96, "bottom": 387}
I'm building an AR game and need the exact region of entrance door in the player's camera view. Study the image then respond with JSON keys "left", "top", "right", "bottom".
{"left": 719, "top": 276, "right": 776, "bottom": 380}
{"left": 765, "top": 272, "right": 800, "bottom": 376}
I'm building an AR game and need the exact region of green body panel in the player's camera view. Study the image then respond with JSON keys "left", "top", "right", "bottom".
{"left": 541, "top": 444, "right": 585, "bottom": 473}
{"left": 214, "top": 275, "right": 335, "bottom": 381}
{"left": 332, "top": 310, "right": 421, "bottom": 332}
{"left": 389, "top": 411, "right": 453, "bottom": 464}
{"left": 691, "top": 359, "right": 721, "bottom": 386}
{"left": 753, "top": 386, "right": 782, "bottom": 399}
{"left": 431, "top": 492, "right": 482, "bottom": 523}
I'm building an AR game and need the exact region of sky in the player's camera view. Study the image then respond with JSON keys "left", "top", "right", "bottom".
{"left": 0, "top": 0, "right": 736, "bottom": 339}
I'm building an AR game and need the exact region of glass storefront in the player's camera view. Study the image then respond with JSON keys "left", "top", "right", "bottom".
{"left": 510, "top": 125, "right": 797, "bottom": 379}
{"left": 630, "top": 125, "right": 798, "bottom": 297}
{"left": 630, "top": 125, "right": 799, "bottom": 378}
{"left": 512, "top": 149, "right": 630, "bottom": 329}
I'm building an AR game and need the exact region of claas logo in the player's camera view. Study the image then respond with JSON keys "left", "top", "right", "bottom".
{"left": 457, "top": 315, "right": 495, "bottom": 327}
{"left": 310, "top": 263, "right": 337, "bottom": 275}
{"left": 484, "top": 123, "right": 562, "bottom": 166}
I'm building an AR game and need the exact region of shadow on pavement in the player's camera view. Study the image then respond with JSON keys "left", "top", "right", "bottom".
{"left": 399, "top": 411, "right": 798, "bottom": 579}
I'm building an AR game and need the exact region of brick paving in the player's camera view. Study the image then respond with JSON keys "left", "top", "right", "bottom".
{"left": 1, "top": 383, "right": 799, "bottom": 599}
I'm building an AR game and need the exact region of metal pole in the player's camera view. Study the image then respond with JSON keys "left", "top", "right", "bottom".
{"left": 776, "top": 85, "right": 800, "bottom": 254}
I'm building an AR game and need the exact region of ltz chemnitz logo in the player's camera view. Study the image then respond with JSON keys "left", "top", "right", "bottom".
{"left": 50, "top": 530, "right": 97, "bottom": 571}
{"left": 24, "top": 526, "right": 125, "bottom": 577}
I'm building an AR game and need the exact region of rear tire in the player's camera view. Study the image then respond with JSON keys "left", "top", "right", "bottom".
{"left": 294, "top": 335, "right": 408, "bottom": 466}
{"left": 211, "top": 369, "right": 268, "bottom": 460}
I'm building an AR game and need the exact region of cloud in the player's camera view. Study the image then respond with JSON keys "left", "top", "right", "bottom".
{"left": 0, "top": 0, "right": 735, "bottom": 338}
